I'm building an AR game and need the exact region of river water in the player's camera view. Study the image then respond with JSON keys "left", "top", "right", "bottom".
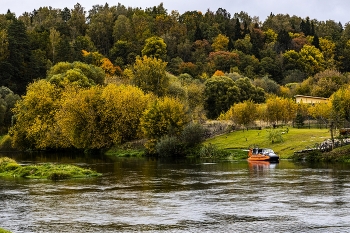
{"left": 1, "top": 153, "right": 350, "bottom": 232}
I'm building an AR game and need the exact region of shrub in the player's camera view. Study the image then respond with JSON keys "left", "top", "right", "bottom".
{"left": 155, "top": 136, "right": 183, "bottom": 157}
{"left": 267, "top": 129, "right": 284, "bottom": 143}
{"left": 181, "top": 123, "right": 207, "bottom": 148}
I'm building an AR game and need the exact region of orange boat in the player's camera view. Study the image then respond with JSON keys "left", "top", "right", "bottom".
{"left": 248, "top": 148, "right": 279, "bottom": 162}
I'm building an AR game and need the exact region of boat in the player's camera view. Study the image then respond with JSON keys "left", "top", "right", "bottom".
{"left": 248, "top": 148, "right": 279, "bottom": 162}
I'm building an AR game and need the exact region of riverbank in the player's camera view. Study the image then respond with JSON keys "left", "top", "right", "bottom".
{"left": 0, "top": 157, "right": 101, "bottom": 180}
{"left": 0, "top": 127, "right": 336, "bottom": 160}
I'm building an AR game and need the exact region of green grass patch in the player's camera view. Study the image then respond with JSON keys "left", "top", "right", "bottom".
{"left": 105, "top": 147, "right": 144, "bottom": 157}
{"left": 0, "top": 228, "right": 12, "bottom": 233}
{"left": 105, "top": 141, "right": 145, "bottom": 157}
{"left": 0, "top": 157, "right": 101, "bottom": 180}
{"left": 204, "top": 128, "right": 330, "bottom": 158}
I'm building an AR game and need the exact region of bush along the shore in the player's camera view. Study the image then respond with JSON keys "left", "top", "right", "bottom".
{"left": 0, "top": 157, "right": 101, "bottom": 180}
{"left": 292, "top": 144, "right": 350, "bottom": 162}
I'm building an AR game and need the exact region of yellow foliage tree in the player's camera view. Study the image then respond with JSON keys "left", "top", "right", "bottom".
{"left": 212, "top": 33, "right": 229, "bottom": 52}
{"left": 230, "top": 100, "right": 258, "bottom": 129}
{"left": 10, "top": 80, "right": 66, "bottom": 150}
{"left": 140, "top": 96, "right": 189, "bottom": 140}
{"left": 55, "top": 84, "right": 152, "bottom": 149}
{"left": 99, "top": 84, "right": 152, "bottom": 143}
{"left": 265, "top": 96, "right": 297, "bottom": 125}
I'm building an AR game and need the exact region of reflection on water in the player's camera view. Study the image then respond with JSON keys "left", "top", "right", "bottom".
{"left": 1, "top": 153, "right": 350, "bottom": 232}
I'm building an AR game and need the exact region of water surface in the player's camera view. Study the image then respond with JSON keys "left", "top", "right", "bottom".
{"left": 1, "top": 153, "right": 350, "bottom": 232}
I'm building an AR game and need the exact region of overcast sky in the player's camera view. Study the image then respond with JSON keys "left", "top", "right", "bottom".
{"left": 2, "top": 0, "right": 350, "bottom": 24}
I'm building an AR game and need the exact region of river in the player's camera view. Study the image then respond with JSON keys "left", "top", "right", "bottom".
{"left": 1, "top": 153, "right": 350, "bottom": 232}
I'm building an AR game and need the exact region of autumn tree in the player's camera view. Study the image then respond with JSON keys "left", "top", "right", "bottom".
{"left": 55, "top": 84, "right": 151, "bottom": 149}
{"left": 9, "top": 80, "right": 64, "bottom": 150}
{"left": 208, "top": 51, "right": 239, "bottom": 73}
{"left": 230, "top": 100, "right": 258, "bottom": 129}
{"left": 141, "top": 96, "right": 189, "bottom": 139}
{"left": 265, "top": 96, "right": 296, "bottom": 125}
{"left": 329, "top": 85, "right": 350, "bottom": 127}
{"left": 212, "top": 34, "right": 229, "bottom": 52}
{"left": 308, "top": 102, "right": 332, "bottom": 127}
{"left": 140, "top": 96, "right": 190, "bottom": 153}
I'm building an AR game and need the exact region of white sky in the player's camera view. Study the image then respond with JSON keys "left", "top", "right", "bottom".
{"left": 2, "top": 0, "right": 350, "bottom": 24}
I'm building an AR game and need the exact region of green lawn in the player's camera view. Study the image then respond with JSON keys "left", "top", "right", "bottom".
{"left": 205, "top": 128, "right": 330, "bottom": 158}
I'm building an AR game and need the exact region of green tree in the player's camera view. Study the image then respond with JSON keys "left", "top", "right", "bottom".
{"left": 141, "top": 36, "right": 167, "bottom": 60}
{"left": 49, "top": 28, "right": 61, "bottom": 64}
{"left": 87, "top": 4, "right": 116, "bottom": 55}
{"left": 234, "top": 34, "right": 252, "bottom": 54}
{"left": 0, "top": 86, "right": 20, "bottom": 133}
{"left": 130, "top": 56, "right": 169, "bottom": 96}
{"left": 67, "top": 3, "right": 88, "bottom": 39}
{"left": 109, "top": 40, "right": 132, "bottom": 67}
{"left": 112, "top": 15, "right": 133, "bottom": 42}
{"left": 46, "top": 61, "right": 105, "bottom": 87}
{"left": 204, "top": 75, "right": 240, "bottom": 119}
{"left": 235, "top": 77, "right": 265, "bottom": 103}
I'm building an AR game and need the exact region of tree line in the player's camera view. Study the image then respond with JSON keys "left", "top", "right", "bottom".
{"left": 2, "top": 3, "right": 350, "bottom": 153}
{"left": 1, "top": 3, "right": 350, "bottom": 94}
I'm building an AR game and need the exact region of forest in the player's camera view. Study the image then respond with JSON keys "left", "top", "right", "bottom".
{"left": 1, "top": 2, "right": 350, "bottom": 155}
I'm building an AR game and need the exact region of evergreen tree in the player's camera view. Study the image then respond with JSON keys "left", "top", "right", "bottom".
{"left": 312, "top": 34, "right": 320, "bottom": 49}
{"left": 234, "top": 18, "right": 242, "bottom": 40}
{"left": 6, "top": 18, "right": 31, "bottom": 94}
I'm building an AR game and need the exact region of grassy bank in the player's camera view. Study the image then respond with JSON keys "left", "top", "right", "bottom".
{"left": 0, "top": 157, "right": 101, "bottom": 180}
{"left": 204, "top": 128, "right": 330, "bottom": 158}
